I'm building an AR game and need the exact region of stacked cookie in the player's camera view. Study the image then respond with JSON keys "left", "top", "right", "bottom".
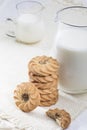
{"left": 28, "top": 55, "right": 59, "bottom": 106}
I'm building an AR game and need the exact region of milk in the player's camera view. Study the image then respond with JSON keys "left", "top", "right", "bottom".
{"left": 55, "top": 28, "right": 87, "bottom": 93}
{"left": 52, "top": 7, "right": 87, "bottom": 93}
{"left": 16, "top": 14, "right": 45, "bottom": 43}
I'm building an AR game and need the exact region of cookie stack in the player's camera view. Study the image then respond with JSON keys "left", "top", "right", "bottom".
{"left": 28, "top": 55, "right": 59, "bottom": 106}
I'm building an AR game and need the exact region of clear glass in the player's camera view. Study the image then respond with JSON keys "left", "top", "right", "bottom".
{"left": 16, "top": 1, "right": 45, "bottom": 44}
{"left": 16, "top": 0, "right": 45, "bottom": 15}
{"left": 54, "top": 6, "right": 87, "bottom": 93}
{"left": 7, "top": 1, "right": 45, "bottom": 44}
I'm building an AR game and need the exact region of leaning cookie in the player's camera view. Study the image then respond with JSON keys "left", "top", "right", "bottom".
{"left": 46, "top": 108, "right": 71, "bottom": 129}
{"left": 14, "top": 82, "right": 40, "bottom": 112}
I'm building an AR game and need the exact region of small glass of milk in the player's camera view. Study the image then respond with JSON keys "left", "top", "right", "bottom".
{"left": 51, "top": 6, "right": 87, "bottom": 94}
{"left": 7, "top": 1, "right": 45, "bottom": 44}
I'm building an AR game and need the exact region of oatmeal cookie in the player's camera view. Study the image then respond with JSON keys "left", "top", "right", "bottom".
{"left": 38, "top": 87, "right": 57, "bottom": 95}
{"left": 46, "top": 108, "right": 71, "bottom": 129}
{"left": 28, "top": 56, "right": 59, "bottom": 76}
{"left": 31, "top": 79, "right": 58, "bottom": 90}
{"left": 29, "top": 72, "right": 58, "bottom": 83}
{"left": 14, "top": 82, "right": 40, "bottom": 112}
{"left": 40, "top": 90, "right": 58, "bottom": 103}
{"left": 39, "top": 98, "right": 58, "bottom": 106}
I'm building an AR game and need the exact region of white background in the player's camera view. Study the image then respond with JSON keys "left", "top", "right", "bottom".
{"left": 0, "top": 0, "right": 87, "bottom": 130}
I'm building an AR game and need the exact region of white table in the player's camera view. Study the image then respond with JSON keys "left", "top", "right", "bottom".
{"left": 0, "top": 0, "right": 87, "bottom": 130}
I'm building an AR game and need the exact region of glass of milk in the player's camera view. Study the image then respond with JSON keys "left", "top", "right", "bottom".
{"left": 7, "top": 1, "right": 45, "bottom": 44}
{"left": 52, "top": 6, "right": 87, "bottom": 93}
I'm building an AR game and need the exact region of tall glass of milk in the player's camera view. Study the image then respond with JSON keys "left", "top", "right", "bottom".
{"left": 53, "top": 6, "right": 87, "bottom": 93}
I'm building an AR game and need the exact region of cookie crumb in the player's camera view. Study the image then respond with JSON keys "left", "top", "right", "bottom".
{"left": 46, "top": 108, "right": 71, "bottom": 129}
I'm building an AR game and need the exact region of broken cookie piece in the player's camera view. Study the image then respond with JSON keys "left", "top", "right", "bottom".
{"left": 46, "top": 108, "right": 71, "bottom": 129}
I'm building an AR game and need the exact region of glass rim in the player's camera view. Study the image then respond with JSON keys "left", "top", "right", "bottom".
{"left": 56, "top": 6, "right": 87, "bottom": 28}
{"left": 16, "top": 0, "right": 45, "bottom": 13}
